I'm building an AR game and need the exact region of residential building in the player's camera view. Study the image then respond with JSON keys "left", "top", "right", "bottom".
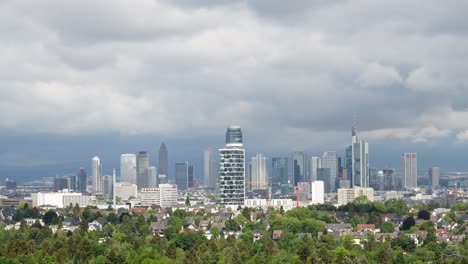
{"left": 219, "top": 126, "right": 245, "bottom": 205}
{"left": 337, "top": 187, "right": 374, "bottom": 206}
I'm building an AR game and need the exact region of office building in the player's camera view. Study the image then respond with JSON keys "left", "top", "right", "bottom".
{"left": 204, "top": 148, "right": 218, "bottom": 189}
{"left": 251, "top": 154, "right": 269, "bottom": 190}
{"left": 120, "top": 154, "right": 137, "bottom": 184}
{"left": 317, "top": 168, "right": 332, "bottom": 193}
{"left": 272, "top": 157, "right": 289, "bottom": 195}
{"left": 310, "top": 156, "right": 321, "bottom": 182}
{"left": 159, "top": 143, "right": 168, "bottom": 179}
{"left": 77, "top": 167, "right": 87, "bottom": 194}
{"left": 137, "top": 151, "right": 150, "bottom": 190}
{"left": 337, "top": 187, "right": 374, "bottom": 206}
{"left": 92, "top": 156, "right": 102, "bottom": 194}
{"left": 148, "top": 166, "right": 158, "bottom": 188}
{"left": 349, "top": 125, "right": 369, "bottom": 188}
{"left": 54, "top": 178, "right": 68, "bottom": 192}
{"left": 114, "top": 182, "right": 138, "bottom": 201}
{"left": 429, "top": 167, "right": 440, "bottom": 189}
{"left": 175, "top": 162, "right": 189, "bottom": 190}
{"left": 383, "top": 169, "right": 397, "bottom": 190}
{"left": 188, "top": 165, "right": 194, "bottom": 188}
{"left": 102, "top": 175, "right": 113, "bottom": 198}
{"left": 32, "top": 191, "right": 95, "bottom": 208}
{"left": 139, "top": 184, "right": 178, "bottom": 208}
{"left": 292, "top": 152, "right": 306, "bottom": 186}
{"left": 219, "top": 126, "right": 245, "bottom": 205}
{"left": 322, "top": 151, "right": 338, "bottom": 193}
{"left": 311, "top": 181, "right": 324, "bottom": 204}
{"left": 402, "top": 153, "right": 418, "bottom": 189}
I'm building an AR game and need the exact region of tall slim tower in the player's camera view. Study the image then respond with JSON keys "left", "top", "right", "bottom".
{"left": 322, "top": 151, "right": 338, "bottom": 193}
{"left": 250, "top": 154, "right": 268, "bottom": 190}
{"left": 77, "top": 167, "right": 87, "bottom": 194}
{"left": 92, "top": 156, "right": 102, "bottom": 194}
{"left": 159, "top": 143, "right": 168, "bottom": 179}
{"left": 219, "top": 126, "right": 245, "bottom": 205}
{"left": 402, "top": 153, "right": 418, "bottom": 189}
{"left": 429, "top": 167, "right": 440, "bottom": 189}
{"left": 349, "top": 122, "right": 369, "bottom": 187}
{"left": 204, "top": 148, "right": 217, "bottom": 189}
{"left": 272, "top": 157, "right": 288, "bottom": 195}
{"left": 175, "top": 162, "right": 189, "bottom": 190}
{"left": 120, "top": 154, "right": 137, "bottom": 184}
{"left": 137, "top": 151, "right": 150, "bottom": 190}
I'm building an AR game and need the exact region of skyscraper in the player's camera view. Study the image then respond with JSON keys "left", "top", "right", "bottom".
{"left": 402, "top": 153, "right": 418, "bottom": 189}
{"left": 292, "top": 151, "right": 306, "bottom": 186}
{"left": 317, "top": 168, "right": 332, "bottom": 193}
{"left": 148, "top": 166, "right": 158, "bottom": 188}
{"left": 77, "top": 167, "right": 87, "bottom": 194}
{"left": 219, "top": 126, "right": 245, "bottom": 205}
{"left": 188, "top": 165, "right": 194, "bottom": 188}
{"left": 102, "top": 175, "right": 113, "bottom": 198}
{"left": 120, "top": 154, "right": 137, "bottom": 184}
{"left": 250, "top": 154, "right": 269, "bottom": 191}
{"left": 159, "top": 143, "right": 168, "bottom": 179}
{"left": 310, "top": 156, "right": 321, "bottom": 183}
{"left": 322, "top": 151, "right": 338, "bottom": 193}
{"left": 204, "top": 148, "right": 218, "bottom": 189}
{"left": 92, "top": 156, "right": 102, "bottom": 194}
{"left": 175, "top": 162, "right": 189, "bottom": 190}
{"left": 137, "top": 151, "right": 150, "bottom": 190}
{"left": 350, "top": 125, "right": 369, "bottom": 187}
{"left": 272, "top": 157, "right": 289, "bottom": 195}
{"left": 429, "top": 166, "right": 440, "bottom": 189}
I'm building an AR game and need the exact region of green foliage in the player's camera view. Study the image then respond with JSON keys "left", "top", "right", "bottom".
{"left": 380, "top": 222, "right": 395, "bottom": 233}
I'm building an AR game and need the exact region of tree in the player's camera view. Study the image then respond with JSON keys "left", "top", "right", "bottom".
{"left": 417, "top": 210, "right": 430, "bottom": 220}
{"left": 401, "top": 217, "right": 415, "bottom": 231}
{"left": 380, "top": 222, "right": 395, "bottom": 233}
{"left": 185, "top": 196, "right": 191, "bottom": 206}
{"left": 225, "top": 219, "right": 240, "bottom": 231}
{"left": 377, "top": 243, "right": 393, "bottom": 264}
{"left": 43, "top": 210, "right": 59, "bottom": 225}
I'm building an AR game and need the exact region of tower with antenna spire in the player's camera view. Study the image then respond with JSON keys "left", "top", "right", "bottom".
{"left": 346, "top": 114, "right": 369, "bottom": 188}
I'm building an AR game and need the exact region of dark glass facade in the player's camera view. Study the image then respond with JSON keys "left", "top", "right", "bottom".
{"left": 226, "top": 126, "right": 243, "bottom": 145}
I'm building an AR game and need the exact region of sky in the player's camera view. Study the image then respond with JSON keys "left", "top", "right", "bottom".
{"left": 0, "top": 0, "right": 468, "bottom": 181}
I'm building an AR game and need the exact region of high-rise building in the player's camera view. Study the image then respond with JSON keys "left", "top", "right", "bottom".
{"left": 402, "top": 153, "right": 417, "bottom": 189}
{"left": 120, "top": 154, "right": 137, "bottom": 184}
{"left": 272, "top": 157, "right": 289, "bottom": 195}
{"left": 429, "top": 167, "right": 440, "bottom": 189}
{"left": 350, "top": 125, "right": 369, "bottom": 188}
{"left": 92, "top": 156, "right": 102, "bottom": 194}
{"left": 337, "top": 187, "right": 374, "bottom": 206}
{"left": 317, "top": 168, "right": 332, "bottom": 193}
{"left": 102, "top": 175, "right": 113, "bottom": 198}
{"left": 292, "top": 152, "right": 306, "bottom": 186}
{"left": 148, "top": 166, "right": 158, "bottom": 188}
{"left": 188, "top": 165, "right": 194, "bottom": 188}
{"left": 62, "top": 175, "right": 76, "bottom": 191}
{"left": 204, "top": 148, "right": 218, "bottom": 189}
{"left": 219, "top": 126, "right": 245, "bottom": 205}
{"left": 175, "top": 162, "right": 189, "bottom": 190}
{"left": 139, "top": 184, "right": 178, "bottom": 208}
{"left": 159, "top": 143, "right": 168, "bottom": 179}
{"left": 310, "top": 156, "right": 321, "bottom": 183}
{"left": 77, "top": 167, "right": 87, "bottom": 194}
{"left": 322, "top": 151, "right": 338, "bottom": 193}
{"left": 383, "top": 168, "right": 397, "bottom": 190}
{"left": 137, "top": 151, "right": 150, "bottom": 190}
{"left": 54, "top": 178, "right": 68, "bottom": 192}
{"left": 250, "top": 154, "right": 269, "bottom": 191}
{"left": 311, "top": 181, "right": 324, "bottom": 204}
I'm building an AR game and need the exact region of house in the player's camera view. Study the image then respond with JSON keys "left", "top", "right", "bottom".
{"left": 326, "top": 223, "right": 353, "bottom": 233}
{"left": 253, "top": 229, "right": 264, "bottom": 242}
{"left": 356, "top": 224, "right": 376, "bottom": 232}
{"left": 62, "top": 217, "right": 80, "bottom": 232}
{"left": 0, "top": 207, "right": 17, "bottom": 222}
{"left": 151, "top": 221, "right": 168, "bottom": 237}
{"left": 272, "top": 230, "right": 283, "bottom": 240}
{"left": 198, "top": 220, "right": 210, "bottom": 231}
{"left": 88, "top": 220, "right": 103, "bottom": 232}
{"left": 297, "top": 233, "right": 313, "bottom": 239}
{"left": 375, "top": 232, "right": 399, "bottom": 242}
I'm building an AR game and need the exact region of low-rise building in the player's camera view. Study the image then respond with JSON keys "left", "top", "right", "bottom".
{"left": 337, "top": 187, "right": 374, "bottom": 206}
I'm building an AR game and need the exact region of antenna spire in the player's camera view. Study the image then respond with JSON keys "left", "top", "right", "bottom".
{"left": 352, "top": 113, "right": 357, "bottom": 136}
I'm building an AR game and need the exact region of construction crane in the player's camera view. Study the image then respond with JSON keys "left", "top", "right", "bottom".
{"left": 294, "top": 184, "right": 307, "bottom": 207}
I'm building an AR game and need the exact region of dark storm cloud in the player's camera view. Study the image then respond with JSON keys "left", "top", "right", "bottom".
{"left": 0, "top": 0, "right": 468, "bottom": 173}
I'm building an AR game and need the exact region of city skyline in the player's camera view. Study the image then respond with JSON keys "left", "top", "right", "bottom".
{"left": 1, "top": 1, "right": 468, "bottom": 181}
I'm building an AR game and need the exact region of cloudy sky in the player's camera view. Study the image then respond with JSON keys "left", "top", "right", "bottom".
{"left": 0, "top": 0, "right": 467, "bottom": 180}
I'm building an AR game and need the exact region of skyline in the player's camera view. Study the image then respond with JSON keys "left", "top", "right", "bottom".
{"left": 1, "top": 1, "right": 468, "bottom": 180}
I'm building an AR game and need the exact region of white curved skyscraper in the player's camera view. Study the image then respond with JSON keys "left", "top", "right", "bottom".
{"left": 92, "top": 156, "right": 102, "bottom": 194}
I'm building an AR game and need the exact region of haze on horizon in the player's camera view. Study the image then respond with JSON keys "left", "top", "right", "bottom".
{"left": 0, "top": 0, "right": 468, "bottom": 180}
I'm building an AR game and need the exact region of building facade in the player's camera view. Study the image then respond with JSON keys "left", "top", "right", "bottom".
{"left": 311, "top": 181, "right": 325, "bottom": 204}
{"left": 250, "top": 154, "right": 269, "bottom": 191}
{"left": 158, "top": 143, "right": 168, "bottom": 179}
{"left": 175, "top": 162, "right": 189, "bottom": 190}
{"left": 429, "top": 166, "right": 440, "bottom": 189}
{"left": 292, "top": 152, "right": 306, "bottom": 186}
{"left": 92, "top": 156, "right": 102, "bottom": 194}
{"left": 322, "top": 151, "right": 338, "bottom": 193}
{"left": 337, "top": 187, "right": 374, "bottom": 206}
{"left": 310, "top": 156, "right": 321, "bottom": 183}
{"left": 137, "top": 151, "right": 150, "bottom": 190}
{"left": 272, "top": 157, "right": 289, "bottom": 195}
{"left": 402, "top": 153, "right": 418, "bottom": 189}
{"left": 350, "top": 126, "right": 369, "bottom": 188}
